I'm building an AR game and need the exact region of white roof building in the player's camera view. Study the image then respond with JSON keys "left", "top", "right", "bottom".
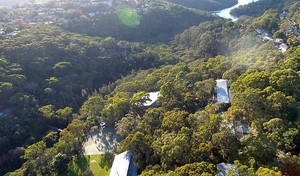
{"left": 110, "top": 151, "right": 137, "bottom": 176}
{"left": 215, "top": 79, "right": 230, "bottom": 103}
{"left": 279, "top": 43, "right": 289, "bottom": 53}
{"left": 142, "top": 91, "right": 160, "bottom": 107}
{"left": 262, "top": 36, "right": 273, "bottom": 42}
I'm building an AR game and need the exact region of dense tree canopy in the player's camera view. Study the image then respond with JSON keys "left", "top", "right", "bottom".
{"left": 1, "top": 0, "right": 300, "bottom": 175}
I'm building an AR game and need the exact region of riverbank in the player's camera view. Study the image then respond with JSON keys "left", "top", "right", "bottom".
{"left": 213, "top": 0, "right": 260, "bottom": 21}
{"left": 167, "top": 0, "right": 238, "bottom": 11}
{"left": 230, "top": 0, "right": 281, "bottom": 17}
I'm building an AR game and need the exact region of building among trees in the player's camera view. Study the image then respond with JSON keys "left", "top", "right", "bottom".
{"left": 215, "top": 79, "right": 230, "bottom": 103}
{"left": 217, "top": 163, "right": 236, "bottom": 176}
{"left": 142, "top": 91, "right": 160, "bottom": 107}
{"left": 110, "top": 151, "right": 137, "bottom": 176}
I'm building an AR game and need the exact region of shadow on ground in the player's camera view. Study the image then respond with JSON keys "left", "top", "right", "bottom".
{"left": 99, "top": 153, "right": 113, "bottom": 171}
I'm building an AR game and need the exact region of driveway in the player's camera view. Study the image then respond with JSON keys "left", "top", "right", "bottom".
{"left": 83, "top": 127, "right": 120, "bottom": 155}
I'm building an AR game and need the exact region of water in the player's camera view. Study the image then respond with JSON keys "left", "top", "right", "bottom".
{"left": 214, "top": 0, "right": 260, "bottom": 21}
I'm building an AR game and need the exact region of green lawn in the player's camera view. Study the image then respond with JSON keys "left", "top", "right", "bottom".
{"left": 65, "top": 154, "right": 113, "bottom": 176}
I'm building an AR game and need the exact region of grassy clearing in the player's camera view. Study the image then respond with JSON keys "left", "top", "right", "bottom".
{"left": 65, "top": 154, "right": 113, "bottom": 176}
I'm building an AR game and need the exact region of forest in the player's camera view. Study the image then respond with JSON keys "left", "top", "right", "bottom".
{"left": 0, "top": 0, "right": 300, "bottom": 175}
{"left": 230, "top": 0, "right": 298, "bottom": 18}
{"left": 65, "top": 0, "right": 216, "bottom": 43}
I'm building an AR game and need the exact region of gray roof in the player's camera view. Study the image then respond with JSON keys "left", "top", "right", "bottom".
{"left": 226, "top": 122, "right": 249, "bottom": 134}
{"left": 217, "top": 163, "right": 237, "bottom": 176}
{"left": 235, "top": 125, "right": 249, "bottom": 134}
{"left": 109, "top": 151, "right": 137, "bottom": 176}
{"left": 216, "top": 79, "right": 230, "bottom": 103}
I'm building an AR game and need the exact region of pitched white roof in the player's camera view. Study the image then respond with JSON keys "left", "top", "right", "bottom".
{"left": 279, "top": 43, "right": 289, "bottom": 53}
{"left": 143, "top": 91, "right": 160, "bottom": 107}
{"left": 109, "top": 151, "right": 137, "bottom": 176}
{"left": 216, "top": 79, "right": 230, "bottom": 103}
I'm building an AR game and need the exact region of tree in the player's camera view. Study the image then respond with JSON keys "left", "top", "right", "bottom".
{"left": 53, "top": 61, "right": 72, "bottom": 77}
{"left": 166, "top": 162, "right": 217, "bottom": 176}
{"left": 116, "top": 113, "right": 141, "bottom": 137}
{"left": 231, "top": 71, "right": 270, "bottom": 93}
{"left": 51, "top": 153, "right": 69, "bottom": 173}
{"left": 265, "top": 91, "right": 298, "bottom": 120}
{"left": 223, "top": 106, "right": 247, "bottom": 128}
{"left": 118, "top": 131, "right": 154, "bottom": 170}
{"left": 230, "top": 88, "right": 265, "bottom": 123}
{"left": 270, "top": 69, "right": 300, "bottom": 97}
{"left": 256, "top": 167, "right": 282, "bottom": 176}
{"left": 103, "top": 92, "right": 130, "bottom": 123}
{"left": 160, "top": 82, "right": 176, "bottom": 100}
{"left": 211, "top": 129, "right": 240, "bottom": 162}
{"left": 80, "top": 96, "right": 105, "bottom": 123}
{"left": 56, "top": 107, "right": 73, "bottom": 124}
{"left": 43, "top": 131, "right": 59, "bottom": 148}
{"left": 194, "top": 79, "right": 215, "bottom": 108}
{"left": 152, "top": 127, "right": 192, "bottom": 170}
{"left": 136, "top": 107, "right": 165, "bottom": 136}
{"left": 162, "top": 109, "right": 188, "bottom": 132}
{"left": 263, "top": 118, "right": 298, "bottom": 151}
{"left": 24, "top": 141, "right": 47, "bottom": 160}
{"left": 56, "top": 119, "right": 86, "bottom": 156}
{"left": 9, "top": 93, "right": 39, "bottom": 117}
{"left": 39, "top": 105, "right": 55, "bottom": 119}
{"left": 239, "top": 134, "right": 277, "bottom": 165}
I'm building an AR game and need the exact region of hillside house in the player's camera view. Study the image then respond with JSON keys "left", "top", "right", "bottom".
{"left": 217, "top": 163, "right": 237, "bottom": 176}
{"left": 215, "top": 79, "right": 230, "bottom": 103}
{"left": 279, "top": 43, "right": 289, "bottom": 53}
{"left": 221, "top": 120, "right": 249, "bottom": 139}
{"left": 235, "top": 124, "right": 249, "bottom": 139}
{"left": 110, "top": 151, "right": 137, "bottom": 176}
{"left": 141, "top": 91, "right": 160, "bottom": 107}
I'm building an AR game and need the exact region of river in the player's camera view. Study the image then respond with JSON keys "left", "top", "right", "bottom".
{"left": 214, "top": 0, "right": 260, "bottom": 21}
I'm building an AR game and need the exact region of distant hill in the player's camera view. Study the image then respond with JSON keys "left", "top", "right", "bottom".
{"left": 0, "top": 0, "right": 27, "bottom": 6}
{"left": 65, "top": 1, "right": 216, "bottom": 43}
{"left": 165, "top": 0, "right": 238, "bottom": 11}
{"left": 0, "top": 0, "right": 48, "bottom": 6}
{"left": 230, "top": 0, "right": 283, "bottom": 17}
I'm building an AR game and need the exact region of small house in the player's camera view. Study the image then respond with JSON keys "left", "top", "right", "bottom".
{"left": 110, "top": 151, "right": 137, "bottom": 176}
{"left": 274, "top": 38, "right": 284, "bottom": 44}
{"left": 217, "top": 163, "right": 237, "bottom": 176}
{"left": 215, "top": 79, "right": 230, "bottom": 103}
{"left": 262, "top": 36, "right": 273, "bottom": 42}
{"left": 221, "top": 120, "right": 249, "bottom": 139}
{"left": 142, "top": 91, "right": 160, "bottom": 107}
{"left": 279, "top": 43, "right": 289, "bottom": 53}
{"left": 235, "top": 124, "right": 249, "bottom": 139}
